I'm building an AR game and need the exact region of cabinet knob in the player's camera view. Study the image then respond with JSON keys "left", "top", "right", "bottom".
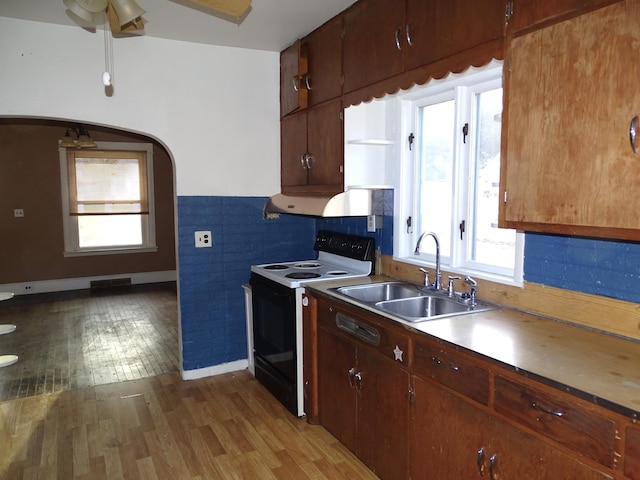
{"left": 630, "top": 115, "right": 638, "bottom": 153}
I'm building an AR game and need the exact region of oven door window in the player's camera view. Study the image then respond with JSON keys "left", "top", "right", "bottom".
{"left": 251, "top": 275, "right": 297, "bottom": 382}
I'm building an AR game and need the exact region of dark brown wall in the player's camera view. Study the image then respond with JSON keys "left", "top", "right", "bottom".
{"left": 0, "top": 119, "right": 176, "bottom": 284}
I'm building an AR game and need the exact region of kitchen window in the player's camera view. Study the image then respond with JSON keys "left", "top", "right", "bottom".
{"left": 395, "top": 61, "right": 524, "bottom": 284}
{"left": 59, "top": 142, "right": 157, "bottom": 256}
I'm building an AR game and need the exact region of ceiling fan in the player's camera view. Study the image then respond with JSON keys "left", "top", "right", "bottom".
{"left": 63, "top": 0, "right": 252, "bottom": 34}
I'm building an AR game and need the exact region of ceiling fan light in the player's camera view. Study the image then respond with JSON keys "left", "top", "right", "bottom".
{"left": 109, "top": 0, "right": 146, "bottom": 26}
{"left": 75, "top": 0, "right": 109, "bottom": 13}
{"left": 63, "top": 0, "right": 98, "bottom": 24}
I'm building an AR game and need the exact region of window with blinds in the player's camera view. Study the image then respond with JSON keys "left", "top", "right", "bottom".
{"left": 59, "top": 143, "right": 157, "bottom": 255}
{"left": 66, "top": 150, "right": 149, "bottom": 216}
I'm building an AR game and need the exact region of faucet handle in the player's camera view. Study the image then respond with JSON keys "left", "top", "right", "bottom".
{"left": 463, "top": 276, "right": 478, "bottom": 305}
{"left": 447, "top": 276, "right": 461, "bottom": 297}
{"left": 419, "top": 268, "right": 430, "bottom": 287}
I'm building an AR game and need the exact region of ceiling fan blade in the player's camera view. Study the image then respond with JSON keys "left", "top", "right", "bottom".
{"left": 186, "top": 0, "right": 252, "bottom": 18}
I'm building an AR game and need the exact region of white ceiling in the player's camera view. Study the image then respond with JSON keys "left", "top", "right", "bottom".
{"left": 0, "top": 0, "right": 357, "bottom": 52}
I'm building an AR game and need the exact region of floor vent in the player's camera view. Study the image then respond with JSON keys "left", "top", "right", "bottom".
{"left": 90, "top": 278, "right": 132, "bottom": 291}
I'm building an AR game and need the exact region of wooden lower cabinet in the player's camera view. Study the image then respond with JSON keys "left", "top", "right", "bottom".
{"left": 410, "top": 376, "right": 614, "bottom": 479}
{"left": 317, "top": 305, "right": 410, "bottom": 479}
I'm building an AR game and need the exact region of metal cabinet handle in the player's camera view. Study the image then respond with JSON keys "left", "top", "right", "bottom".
{"left": 630, "top": 115, "right": 638, "bottom": 153}
{"left": 477, "top": 447, "right": 486, "bottom": 476}
{"left": 431, "top": 355, "right": 460, "bottom": 371}
{"left": 348, "top": 367, "right": 356, "bottom": 388}
{"left": 305, "top": 155, "right": 314, "bottom": 169}
{"left": 395, "top": 27, "right": 402, "bottom": 50}
{"left": 354, "top": 371, "right": 363, "bottom": 391}
{"left": 300, "top": 154, "right": 308, "bottom": 169}
{"left": 304, "top": 73, "right": 312, "bottom": 91}
{"left": 488, "top": 454, "right": 497, "bottom": 480}
{"left": 292, "top": 75, "right": 300, "bottom": 92}
{"left": 531, "top": 400, "right": 564, "bottom": 417}
{"left": 406, "top": 23, "right": 413, "bottom": 46}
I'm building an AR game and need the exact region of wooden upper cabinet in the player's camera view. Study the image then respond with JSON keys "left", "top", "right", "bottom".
{"left": 281, "top": 100, "right": 343, "bottom": 195}
{"left": 500, "top": 0, "right": 640, "bottom": 240}
{"left": 342, "top": 0, "right": 406, "bottom": 94}
{"left": 405, "top": 0, "right": 505, "bottom": 71}
{"left": 304, "top": 16, "right": 343, "bottom": 107}
{"left": 507, "top": 0, "right": 623, "bottom": 35}
{"left": 280, "top": 40, "right": 308, "bottom": 117}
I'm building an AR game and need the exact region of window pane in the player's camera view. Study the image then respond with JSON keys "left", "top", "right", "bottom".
{"left": 470, "top": 88, "right": 515, "bottom": 270}
{"left": 78, "top": 215, "right": 143, "bottom": 248}
{"left": 417, "top": 100, "right": 454, "bottom": 258}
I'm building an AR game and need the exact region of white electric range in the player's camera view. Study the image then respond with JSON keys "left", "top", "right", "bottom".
{"left": 249, "top": 230, "right": 375, "bottom": 416}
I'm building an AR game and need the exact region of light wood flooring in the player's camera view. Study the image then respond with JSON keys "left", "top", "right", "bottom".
{"left": 0, "top": 283, "right": 179, "bottom": 402}
{"left": 0, "top": 370, "right": 379, "bottom": 480}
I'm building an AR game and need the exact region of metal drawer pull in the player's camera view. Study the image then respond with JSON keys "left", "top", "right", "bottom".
{"left": 431, "top": 355, "right": 460, "bottom": 371}
{"left": 477, "top": 447, "right": 486, "bottom": 476}
{"left": 630, "top": 115, "right": 638, "bottom": 153}
{"left": 395, "top": 27, "right": 402, "bottom": 50}
{"left": 531, "top": 400, "right": 564, "bottom": 417}
{"left": 292, "top": 74, "right": 300, "bottom": 92}
{"left": 488, "top": 454, "right": 497, "bottom": 480}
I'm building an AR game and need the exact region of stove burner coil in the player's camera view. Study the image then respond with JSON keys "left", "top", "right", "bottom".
{"left": 326, "top": 270, "right": 349, "bottom": 276}
{"left": 263, "top": 264, "right": 289, "bottom": 270}
{"left": 285, "top": 272, "right": 322, "bottom": 279}
{"left": 293, "top": 262, "right": 321, "bottom": 269}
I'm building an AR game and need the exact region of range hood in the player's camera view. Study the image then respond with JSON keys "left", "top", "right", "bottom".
{"left": 264, "top": 188, "right": 375, "bottom": 217}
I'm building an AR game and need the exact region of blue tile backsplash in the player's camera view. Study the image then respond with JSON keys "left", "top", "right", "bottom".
{"left": 177, "top": 194, "right": 640, "bottom": 373}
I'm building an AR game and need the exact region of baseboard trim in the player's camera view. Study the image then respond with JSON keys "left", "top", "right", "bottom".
{"left": 0, "top": 270, "right": 177, "bottom": 296}
{"left": 181, "top": 359, "right": 249, "bottom": 381}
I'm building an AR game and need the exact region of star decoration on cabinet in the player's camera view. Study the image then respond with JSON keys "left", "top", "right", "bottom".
{"left": 393, "top": 345, "right": 404, "bottom": 362}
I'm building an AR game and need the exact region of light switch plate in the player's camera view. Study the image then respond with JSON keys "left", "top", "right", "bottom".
{"left": 194, "top": 230, "right": 212, "bottom": 248}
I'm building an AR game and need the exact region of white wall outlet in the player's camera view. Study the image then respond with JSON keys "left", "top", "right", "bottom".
{"left": 367, "top": 215, "right": 382, "bottom": 232}
{"left": 194, "top": 230, "right": 212, "bottom": 248}
{"left": 14, "top": 208, "right": 24, "bottom": 218}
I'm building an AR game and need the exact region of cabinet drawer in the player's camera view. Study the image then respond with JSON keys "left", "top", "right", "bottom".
{"left": 413, "top": 339, "right": 489, "bottom": 405}
{"left": 318, "top": 304, "right": 411, "bottom": 367}
{"left": 494, "top": 375, "right": 617, "bottom": 467}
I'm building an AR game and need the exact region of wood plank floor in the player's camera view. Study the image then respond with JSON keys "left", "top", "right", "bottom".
{"left": 0, "top": 370, "right": 379, "bottom": 480}
{"left": 0, "top": 283, "right": 179, "bottom": 401}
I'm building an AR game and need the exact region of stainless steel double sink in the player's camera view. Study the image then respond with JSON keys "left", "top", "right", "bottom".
{"left": 332, "top": 281, "right": 495, "bottom": 323}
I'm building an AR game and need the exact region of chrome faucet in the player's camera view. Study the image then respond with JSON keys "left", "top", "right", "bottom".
{"left": 414, "top": 231, "right": 441, "bottom": 290}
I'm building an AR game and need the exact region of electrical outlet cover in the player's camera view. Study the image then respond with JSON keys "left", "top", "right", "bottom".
{"left": 194, "top": 230, "right": 212, "bottom": 248}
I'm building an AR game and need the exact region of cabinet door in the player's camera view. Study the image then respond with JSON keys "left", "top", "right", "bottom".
{"left": 501, "top": 0, "right": 640, "bottom": 240}
{"left": 306, "top": 16, "right": 343, "bottom": 106}
{"left": 411, "top": 376, "right": 613, "bottom": 480}
{"left": 489, "top": 416, "right": 614, "bottom": 479}
{"left": 410, "top": 376, "right": 488, "bottom": 479}
{"left": 280, "top": 40, "right": 307, "bottom": 117}
{"left": 281, "top": 111, "right": 308, "bottom": 189}
{"left": 317, "top": 326, "right": 357, "bottom": 452}
{"left": 357, "top": 347, "right": 409, "bottom": 480}
{"left": 342, "top": 0, "right": 406, "bottom": 93}
{"left": 509, "top": 0, "right": 622, "bottom": 34}
{"left": 306, "top": 100, "right": 343, "bottom": 192}
{"left": 405, "top": 0, "right": 505, "bottom": 71}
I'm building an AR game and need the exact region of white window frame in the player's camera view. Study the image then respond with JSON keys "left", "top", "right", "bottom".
{"left": 393, "top": 61, "right": 524, "bottom": 286}
{"left": 59, "top": 141, "right": 157, "bottom": 257}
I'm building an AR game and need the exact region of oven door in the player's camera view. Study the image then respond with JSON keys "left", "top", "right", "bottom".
{"left": 250, "top": 273, "right": 297, "bottom": 383}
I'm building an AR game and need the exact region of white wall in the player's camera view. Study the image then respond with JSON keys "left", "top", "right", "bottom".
{"left": 0, "top": 17, "right": 280, "bottom": 197}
